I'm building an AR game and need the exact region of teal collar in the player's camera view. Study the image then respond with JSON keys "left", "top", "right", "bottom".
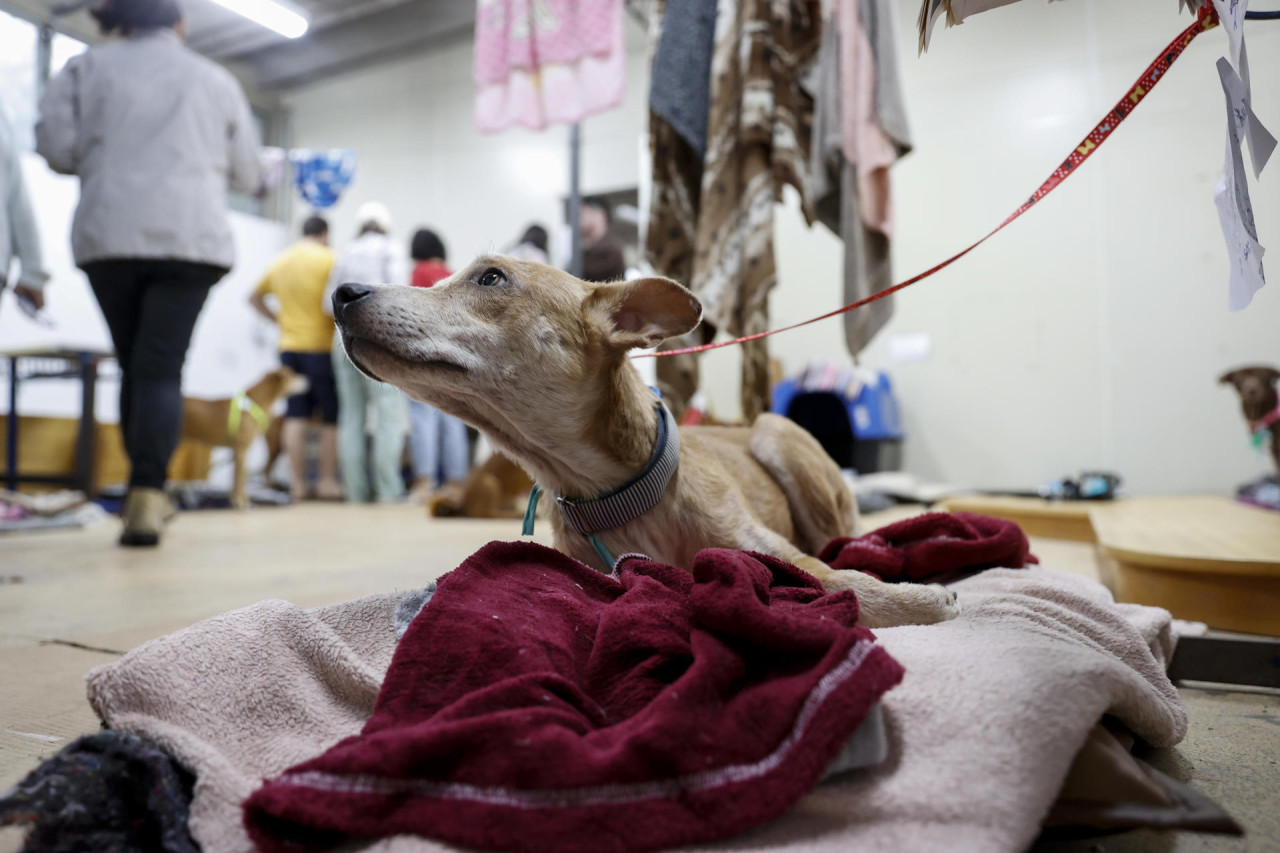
{"left": 523, "top": 401, "right": 680, "bottom": 570}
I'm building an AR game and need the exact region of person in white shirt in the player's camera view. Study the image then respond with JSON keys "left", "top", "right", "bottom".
{"left": 36, "top": 0, "right": 261, "bottom": 546}
{"left": 505, "top": 223, "right": 550, "bottom": 265}
{"left": 324, "top": 202, "right": 407, "bottom": 503}
{"left": 1, "top": 108, "right": 50, "bottom": 316}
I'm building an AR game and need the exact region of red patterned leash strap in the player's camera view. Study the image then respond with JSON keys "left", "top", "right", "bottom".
{"left": 644, "top": 5, "right": 1220, "bottom": 359}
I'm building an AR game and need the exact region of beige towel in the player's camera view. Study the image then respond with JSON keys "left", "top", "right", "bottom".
{"left": 87, "top": 593, "right": 405, "bottom": 853}
{"left": 683, "top": 567, "right": 1188, "bottom": 852}
{"left": 87, "top": 567, "right": 1185, "bottom": 853}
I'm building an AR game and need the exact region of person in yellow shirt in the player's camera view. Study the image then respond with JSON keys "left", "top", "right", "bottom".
{"left": 249, "top": 216, "right": 342, "bottom": 501}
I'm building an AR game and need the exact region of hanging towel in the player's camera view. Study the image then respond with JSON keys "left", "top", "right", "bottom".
{"left": 695, "top": 0, "right": 823, "bottom": 419}
{"left": 644, "top": 0, "right": 719, "bottom": 303}
{"left": 839, "top": 0, "right": 898, "bottom": 233}
{"left": 474, "top": 0, "right": 626, "bottom": 133}
{"left": 808, "top": 23, "right": 891, "bottom": 359}
{"left": 862, "top": 0, "right": 912, "bottom": 158}
{"left": 648, "top": 0, "right": 718, "bottom": 155}
{"left": 809, "top": 0, "right": 913, "bottom": 358}
{"left": 244, "top": 542, "right": 902, "bottom": 853}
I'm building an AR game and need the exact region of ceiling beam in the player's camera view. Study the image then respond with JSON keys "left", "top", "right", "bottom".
{"left": 191, "top": 0, "right": 419, "bottom": 62}
{"left": 0, "top": 0, "right": 99, "bottom": 43}
{"left": 0, "top": 0, "right": 281, "bottom": 113}
{"left": 240, "top": 0, "right": 475, "bottom": 90}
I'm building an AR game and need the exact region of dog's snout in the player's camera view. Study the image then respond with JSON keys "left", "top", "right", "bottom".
{"left": 332, "top": 282, "right": 373, "bottom": 318}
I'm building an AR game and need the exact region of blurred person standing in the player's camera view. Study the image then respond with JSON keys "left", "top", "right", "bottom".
{"left": 323, "top": 202, "right": 406, "bottom": 504}
{"left": 1, "top": 108, "right": 50, "bottom": 315}
{"left": 405, "top": 228, "right": 469, "bottom": 500}
{"left": 249, "top": 216, "right": 342, "bottom": 502}
{"left": 579, "top": 196, "right": 624, "bottom": 283}
{"left": 409, "top": 228, "right": 451, "bottom": 289}
{"left": 36, "top": 0, "right": 261, "bottom": 546}
{"left": 506, "top": 223, "right": 549, "bottom": 265}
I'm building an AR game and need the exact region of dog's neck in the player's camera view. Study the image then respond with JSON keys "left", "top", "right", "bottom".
{"left": 469, "top": 360, "right": 660, "bottom": 501}
{"left": 1249, "top": 396, "right": 1280, "bottom": 431}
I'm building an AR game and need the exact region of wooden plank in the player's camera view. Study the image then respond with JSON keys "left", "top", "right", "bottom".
{"left": 1091, "top": 497, "right": 1280, "bottom": 574}
{"left": 936, "top": 495, "right": 1099, "bottom": 542}
{"left": 0, "top": 641, "right": 114, "bottom": 790}
{"left": 0, "top": 417, "right": 211, "bottom": 491}
{"left": 1092, "top": 497, "right": 1280, "bottom": 635}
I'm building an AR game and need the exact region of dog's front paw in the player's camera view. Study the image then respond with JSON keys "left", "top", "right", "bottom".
{"left": 230, "top": 495, "right": 251, "bottom": 511}
{"left": 816, "top": 566, "right": 960, "bottom": 628}
{"left": 857, "top": 582, "right": 960, "bottom": 628}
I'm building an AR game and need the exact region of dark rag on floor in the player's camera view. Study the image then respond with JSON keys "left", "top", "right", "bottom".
{"left": 243, "top": 541, "right": 903, "bottom": 853}
{"left": 819, "top": 511, "right": 1036, "bottom": 583}
{"left": 0, "top": 731, "right": 198, "bottom": 853}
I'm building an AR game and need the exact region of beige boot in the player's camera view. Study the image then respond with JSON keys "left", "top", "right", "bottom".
{"left": 409, "top": 477, "right": 436, "bottom": 505}
{"left": 120, "top": 487, "right": 173, "bottom": 547}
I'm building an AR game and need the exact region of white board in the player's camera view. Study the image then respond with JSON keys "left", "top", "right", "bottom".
{"left": 1, "top": 153, "right": 289, "bottom": 422}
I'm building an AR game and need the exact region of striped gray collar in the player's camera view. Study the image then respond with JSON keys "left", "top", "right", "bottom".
{"left": 554, "top": 402, "right": 680, "bottom": 537}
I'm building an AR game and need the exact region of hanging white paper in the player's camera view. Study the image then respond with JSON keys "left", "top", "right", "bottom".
{"left": 1207, "top": 0, "right": 1273, "bottom": 310}
{"left": 1209, "top": 0, "right": 1246, "bottom": 68}
{"left": 1236, "top": 41, "right": 1277, "bottom": 179}
{"left": 1215, "top": 58, "right": 1266, "bottom": 311}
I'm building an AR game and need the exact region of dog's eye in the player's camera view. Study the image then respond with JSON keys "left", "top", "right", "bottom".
{"left": 477, "top": 268, "right": 506, "bottom": 287}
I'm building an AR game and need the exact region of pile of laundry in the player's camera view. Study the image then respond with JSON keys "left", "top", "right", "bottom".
{"left": 1, "top": 513, "right": 1240, "bottom": 853}
{"left": 0, "top": 489, "right": 106, "bottom": 534}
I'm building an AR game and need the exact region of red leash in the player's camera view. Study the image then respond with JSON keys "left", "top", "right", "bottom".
{"left": 643, "top": 6, "right": 1219, "bottom": 359}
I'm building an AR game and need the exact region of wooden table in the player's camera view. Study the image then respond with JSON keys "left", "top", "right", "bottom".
{"left": 2, "top": 348, "right": 113, "bottom": 496}
{"left": 936, "top": 494, "right": 1100, "bottom": 542}
{"left": 1090, "top": 496, "right": 1280, "bottom": 636}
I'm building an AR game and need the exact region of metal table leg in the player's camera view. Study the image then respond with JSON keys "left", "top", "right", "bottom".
{"left": 6, "top": 356, "right": 17, "bottom": 492}
{"left": 74, "top": 353, "right": 98, "bottom": 496}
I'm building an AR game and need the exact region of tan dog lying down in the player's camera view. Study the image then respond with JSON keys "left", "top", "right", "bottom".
{"left": 182, "top": 366, "right": 305, "bottom": 510}
{"left": 428, "top": 452, "right": 535, "bottom": 519}
{"left": 331, "top": 257, "right": 958, "bottom": 627}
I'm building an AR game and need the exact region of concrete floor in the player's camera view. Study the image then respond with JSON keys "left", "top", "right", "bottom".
{"left": 1, "top": 503, "right": 1276, "bottom": 852}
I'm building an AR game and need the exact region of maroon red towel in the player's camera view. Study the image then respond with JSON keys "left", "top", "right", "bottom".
{"left": 244, "top": 542, "right": 903, "bottom": 853}
{"left": 819, "top": 511, "right": 1036, "bottom": 583}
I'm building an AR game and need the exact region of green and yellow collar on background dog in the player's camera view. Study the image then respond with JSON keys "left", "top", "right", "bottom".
{"left": 228, "top": 393, "right": 271, "bottom": 439}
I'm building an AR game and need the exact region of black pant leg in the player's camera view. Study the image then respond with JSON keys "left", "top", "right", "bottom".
{"left": 124, "top": 262, "right": 224, "bottom": 489}
{"left": 85, "top": 262, "right": 146, "bottom": 461}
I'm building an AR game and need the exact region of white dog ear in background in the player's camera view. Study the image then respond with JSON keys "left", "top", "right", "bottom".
{"left": 286, "top": 374, "right": 311, "bottom": 396}
{"left": 473, "top": 432, "right": 494, "bottom": 467}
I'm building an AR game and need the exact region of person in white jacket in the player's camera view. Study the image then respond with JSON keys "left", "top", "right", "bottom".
{"left": 1, "top": 108, "right": 50, "bottom": 314}
{"left": 36, "top": 0, "right": 261, "bottom": 546}
{"left": 323, "top": 201, "right": 408, "bottom": 504}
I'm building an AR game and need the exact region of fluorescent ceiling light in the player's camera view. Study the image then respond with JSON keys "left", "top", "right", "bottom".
{"left": 210, "top": 0, "right": 309, "bottom": 39}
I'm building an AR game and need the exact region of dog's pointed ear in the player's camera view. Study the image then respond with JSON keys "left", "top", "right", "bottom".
{"left": 586, "top": 277, "right": 703, "bottom": 350}
{"left": 1220, "top": 367, "right": 1280, "bottom": 387}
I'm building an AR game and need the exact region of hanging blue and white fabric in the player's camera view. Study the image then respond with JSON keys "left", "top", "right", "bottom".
{"left": 290, "top": 149, "right": 358, "bottom": 209}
